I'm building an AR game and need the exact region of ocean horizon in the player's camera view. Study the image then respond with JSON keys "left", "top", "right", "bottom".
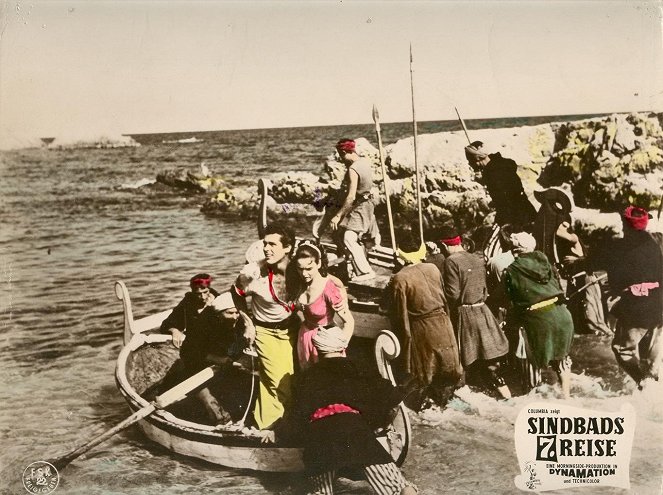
{"left": 19, "top": 111, "right": 634, "bottom": 150}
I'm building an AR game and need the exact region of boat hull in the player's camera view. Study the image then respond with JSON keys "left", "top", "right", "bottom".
{"left": 115, "top": 333, "right": 306, "bottom": 472}
{"left": 138, "top": 415, "right": 303, "bottom": 471}
{"left": 113, "top": 280, "right": 410, "bottom": 472}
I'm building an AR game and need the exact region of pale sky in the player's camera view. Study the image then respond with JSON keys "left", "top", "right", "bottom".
{"left": 1, "top": 0, "right": 662, "bottom": 148}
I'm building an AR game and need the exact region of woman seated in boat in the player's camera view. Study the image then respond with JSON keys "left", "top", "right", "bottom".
{"left": 156, "top": 274, "right": 254, "bottom": 425}
{"left": 265, "top": 326, "right": 417, "bottom": 495}
{"left": 290, "top": 239, "right": 354, "bottom": 370}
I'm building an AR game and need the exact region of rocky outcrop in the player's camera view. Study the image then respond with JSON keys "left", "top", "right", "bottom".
{"left": 540, "top": 113, "right": 663, "bottom": 210}
{"left": 200, "top": 186, "right": 259, "bottom": 217}
{"left": 156, "top": 165, "right": 228, "bottom": 194}
{"left": 154, "top": 112, "right": 663, "bottom": 238}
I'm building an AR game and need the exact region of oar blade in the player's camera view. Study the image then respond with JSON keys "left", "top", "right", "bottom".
{"left": 47, "top": 365, "right": 218, "bottom": 470}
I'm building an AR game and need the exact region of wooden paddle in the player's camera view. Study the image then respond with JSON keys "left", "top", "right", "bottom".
{"left": 49, "top": 365, "right": 219, "bottom": 470}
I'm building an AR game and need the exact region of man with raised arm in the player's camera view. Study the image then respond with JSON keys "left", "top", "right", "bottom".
{"left": 234, "top": 222, "right": 299, "bottom": 430}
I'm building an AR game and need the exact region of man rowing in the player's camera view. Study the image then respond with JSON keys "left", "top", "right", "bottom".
{"left": 159, "top": 274, "right": 251, "bottom": 424}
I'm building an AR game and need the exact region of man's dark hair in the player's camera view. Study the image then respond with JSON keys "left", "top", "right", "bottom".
{"left": 396, "top": 228, "right": 421, "bottom": 253}
{"left": 264, "top": 222, "right": 295, "bottom": 250}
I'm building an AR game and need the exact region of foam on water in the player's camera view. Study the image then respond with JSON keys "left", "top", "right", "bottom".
{"left": 120, "top": 178, "right": 156, "bottom": 189}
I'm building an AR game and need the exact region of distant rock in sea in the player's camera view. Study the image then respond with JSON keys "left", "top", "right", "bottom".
{"left": 42, "top": 134, "right": 140, "bottom": 150}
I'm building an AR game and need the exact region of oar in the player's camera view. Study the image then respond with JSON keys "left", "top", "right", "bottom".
{"left": 563, "top": 273, "right": 608, "bottom": 302}
{"left": 49, "top": 365, "right": 219, "bottom": 470}
{"left": 455, "top": 106, "right": 472, "bottom": 146}
{"left": 409, "top": 43, "right": 425, "bottom": 246}
{"left": 372, "top": 104, "right": 398, "bottom": 258}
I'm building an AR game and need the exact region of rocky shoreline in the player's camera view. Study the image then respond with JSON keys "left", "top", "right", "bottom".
{"left": 153, "top": 112, "right": 663, "bottom": 241}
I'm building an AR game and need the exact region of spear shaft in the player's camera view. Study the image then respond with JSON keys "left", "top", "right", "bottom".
{"left": 372, "top": 105, "right": 398, "bottom": 255}
{"left": 410, "top": 44, "right": 425, "bottom": 246}
{"left": 455, "top": 106, "right": 472, "bottom": 145}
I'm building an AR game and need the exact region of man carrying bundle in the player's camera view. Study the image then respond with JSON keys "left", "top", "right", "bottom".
{"left": 329, "top": 138, "right": 377, "bottom": 282}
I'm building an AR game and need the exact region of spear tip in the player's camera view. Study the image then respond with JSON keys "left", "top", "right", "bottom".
{"left": 372, "top": 104, "right": 379, "bottom": 122}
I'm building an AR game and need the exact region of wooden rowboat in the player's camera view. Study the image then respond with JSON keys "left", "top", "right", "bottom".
{"left": 114, "top": 280, "right": 412, "bottom": 472}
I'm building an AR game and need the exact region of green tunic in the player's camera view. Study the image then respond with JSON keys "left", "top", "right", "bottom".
{"left": 504, "top": 251, "right": 574, "bottom": 367}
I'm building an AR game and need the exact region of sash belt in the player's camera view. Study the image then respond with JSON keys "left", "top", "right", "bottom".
{"left": 310, "top": 403, "right": 359, "bottom": 422}
{"left": 460, "top": 302, "right": 486, "bottom": 308}
{"left": 527, "top": 297, "right": 558, "bottom": 312}
{"left": 410, "top": 308, "right": 446, "bottom": 322}
{"left": 254, "top": 316, "right": 295, "bottom": 330}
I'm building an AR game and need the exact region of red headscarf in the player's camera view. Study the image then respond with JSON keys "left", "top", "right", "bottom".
{"left": 623, "top": 205, "right": 650, "bottom": 231}
{"left": 440, "top": 235, "right": 462, "bottom": 246}
{"left": 190, "top": 274, "right": 212, "bottom": 288}
{"left": 336, "top": 139, "right": 356, "bottom": 153}
{"left": 438, "top": 225, "right": 462, "bottom": 246}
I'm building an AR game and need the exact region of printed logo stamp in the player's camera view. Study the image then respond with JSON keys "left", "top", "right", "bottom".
{"left": 22, "top": 461, "right": 59, "bottom": 494}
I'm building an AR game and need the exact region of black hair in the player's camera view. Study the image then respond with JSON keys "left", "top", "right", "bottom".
{"left": 293, "top": 240, "right": 328, "bottom": 277}
{"left": 287, "top": 240, "right": 328, "bottom": 300}
{"left": 263, "top": 222, "right": 295, "bottom": 252}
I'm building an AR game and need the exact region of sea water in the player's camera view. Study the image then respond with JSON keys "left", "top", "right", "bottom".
{"left": 1, "top": 117, "right": 661, "bottom": 494}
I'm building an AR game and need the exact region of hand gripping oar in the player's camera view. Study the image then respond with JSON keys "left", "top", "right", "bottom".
{"left": 49, "top": 365, "right": 219, "bottom": 470}
{"left": 372, "top": 104, "right": 398, "bottom": 260}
